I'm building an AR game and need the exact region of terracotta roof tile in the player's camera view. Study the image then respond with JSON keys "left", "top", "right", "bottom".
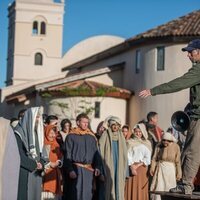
{"left": 129, "top": 10, "right": 200, "bottom": 40}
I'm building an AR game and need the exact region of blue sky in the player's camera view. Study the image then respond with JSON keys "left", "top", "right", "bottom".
{"left": 0, "top": 0, "right": 199, "bottom": 88}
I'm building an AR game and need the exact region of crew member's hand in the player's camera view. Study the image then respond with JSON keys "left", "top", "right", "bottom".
{"left": 139, "top": 89, "right": 152, "bottom": 98}
{"left": 94, "top": 168, "right": 100, "bottom": 176}
{"left": 69, "top": 171, "right": 77, "bottom": 179}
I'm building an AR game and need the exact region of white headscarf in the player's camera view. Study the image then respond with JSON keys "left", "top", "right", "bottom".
{"left": 128, "top": 123, "right": 152, "bottom": 151}
{"left": 15, "top": 107, "right": 44, "bottom": 158}
{"left": 108, "top": 116, "right": 121, "bottom": 127}
{"left": 133, "top": 123, "right": 148, "bottom": 140}
{"left": 162, "top": 132, "right": 177, "bottom": 143}
{"left": 102, "top": 115, "right": 113, "bottom": 129}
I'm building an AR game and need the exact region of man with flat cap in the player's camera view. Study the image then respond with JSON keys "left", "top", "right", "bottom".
{"left": 139, "top": 39, "right": 200, "bottom": 194}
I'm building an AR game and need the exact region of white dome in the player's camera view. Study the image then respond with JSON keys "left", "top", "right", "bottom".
{"left": 62, "top": 35, "right": 125, "bottom": 68}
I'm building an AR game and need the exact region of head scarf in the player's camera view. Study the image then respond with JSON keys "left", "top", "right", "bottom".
{"left": 43, "top": 125, "right": 62, "bottom": 195}
{"left": 106, "top": 116, "right": 122, "bottom": 141}
{"left": 133, "top": 123, "right": 148, "bottom": 139}
{"left": 108, "top": 116, "right": 121, "bottom": 127}
{"left": 44, "top": 124, "right": 62, "bottom": 161}
{"left": 102, "top": 115, "right": 113, "bottom": 129}
{"left": 128, "top": 123, "right": 152, "bottom": 151}
{"left": 14, "top": 107, "right": 44, "bottom": 158}
{"left": 162, "top": 132, "right": 177, "bottom": 143}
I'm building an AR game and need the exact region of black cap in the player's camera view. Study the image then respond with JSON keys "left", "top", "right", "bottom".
{"left": 182, "top": 39, "right": 200, "bottom": 52}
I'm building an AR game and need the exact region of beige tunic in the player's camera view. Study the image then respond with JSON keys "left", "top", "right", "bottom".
{"left": 150, "top": 142, "right": 182, "bottom": 200}
{"left": 150, "top": 142, "right": 182, "bottom": 180}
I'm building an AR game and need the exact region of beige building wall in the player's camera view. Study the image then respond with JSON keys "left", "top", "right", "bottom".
{"left": 6, "top": 0, "right": 64, "bottom": 85}
{"left": 43, "top": 96, "right": 127, "bottom": 131}
{"left": 67, "top": 42, "right": 190, "bottom": 130}
{"left": 2, "top": 40, "right": 191, "bottom": 130}
{"left": 128, "top": 43, "right": 190, "bottom": 130}
{"left": 2, "top": 0, "right": 194, "bottom": 132}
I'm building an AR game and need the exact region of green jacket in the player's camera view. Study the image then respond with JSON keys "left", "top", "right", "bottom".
{"left": 150, "top": 62, "right": 200, "bottom": 118}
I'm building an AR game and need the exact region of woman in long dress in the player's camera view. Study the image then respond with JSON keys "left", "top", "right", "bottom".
{"left": 125, "top": 123, "right": 152, "bottom": 200}
{"left": 150, "top": 132, "right": 182, "bottom": 200}
{"left": 42, "top": 125, "right": 63, "bottom": 200}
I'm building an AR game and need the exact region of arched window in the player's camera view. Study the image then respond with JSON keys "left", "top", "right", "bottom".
{"left": 32, "top": 21, "right": 38, "bottom": 35}
{"left": 34, "top": 53, "right": 43, "bottom": 65}
{"left": 40, "top": 22, "right": 46, "bottom": 35}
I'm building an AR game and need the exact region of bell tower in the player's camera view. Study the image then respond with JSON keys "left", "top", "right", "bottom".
{"left": 6, "top": 0, "right": 65, "bottom": 86}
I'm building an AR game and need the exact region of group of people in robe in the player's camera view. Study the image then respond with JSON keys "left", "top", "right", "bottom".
{"left": 1, "top": 108, "right": 186, "bottom": 200}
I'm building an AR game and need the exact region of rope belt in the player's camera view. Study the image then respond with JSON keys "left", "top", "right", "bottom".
{"left": 73, "top": 163, "right": 94, "bottom": 172}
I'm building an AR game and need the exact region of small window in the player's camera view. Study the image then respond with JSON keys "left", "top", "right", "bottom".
{"left": 94, "top": 102, "right": 100, "bottom": 118}
{"left": 135, "top": 50, "right": 141, "bottom": 73}
{"left": 32, "top": 21, "right": 38, "bottom": 35}
{"left": 41, "top": 22, "right": 46, "bottom": 35}
{"left": 34, "top": 53, "right": 43, "bottom": 65}
{"left": 157, "top": 46, "right": 165, "bottom": 71}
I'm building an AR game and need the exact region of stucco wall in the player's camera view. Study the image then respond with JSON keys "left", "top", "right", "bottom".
{"left": 128, "top": 43, "right": 190, "bottom": 130}
{"left": 2, "top": 0, "right": 194, "bottom": 131}
{"left": 13, "top": 54, "right": 62, "bottom": 84}
{"left": 43, "top": 96, "right": 127, "bottom": 131}
{"left": 69, "top": 42, "right": 190, "bottom": 130}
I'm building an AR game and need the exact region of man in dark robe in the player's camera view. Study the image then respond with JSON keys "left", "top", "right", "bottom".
{"left": 63, "top": 113, "right": 102, "bottom": 200}
{"left": 14, "top": 107, "right": 44, "bottom": 200}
